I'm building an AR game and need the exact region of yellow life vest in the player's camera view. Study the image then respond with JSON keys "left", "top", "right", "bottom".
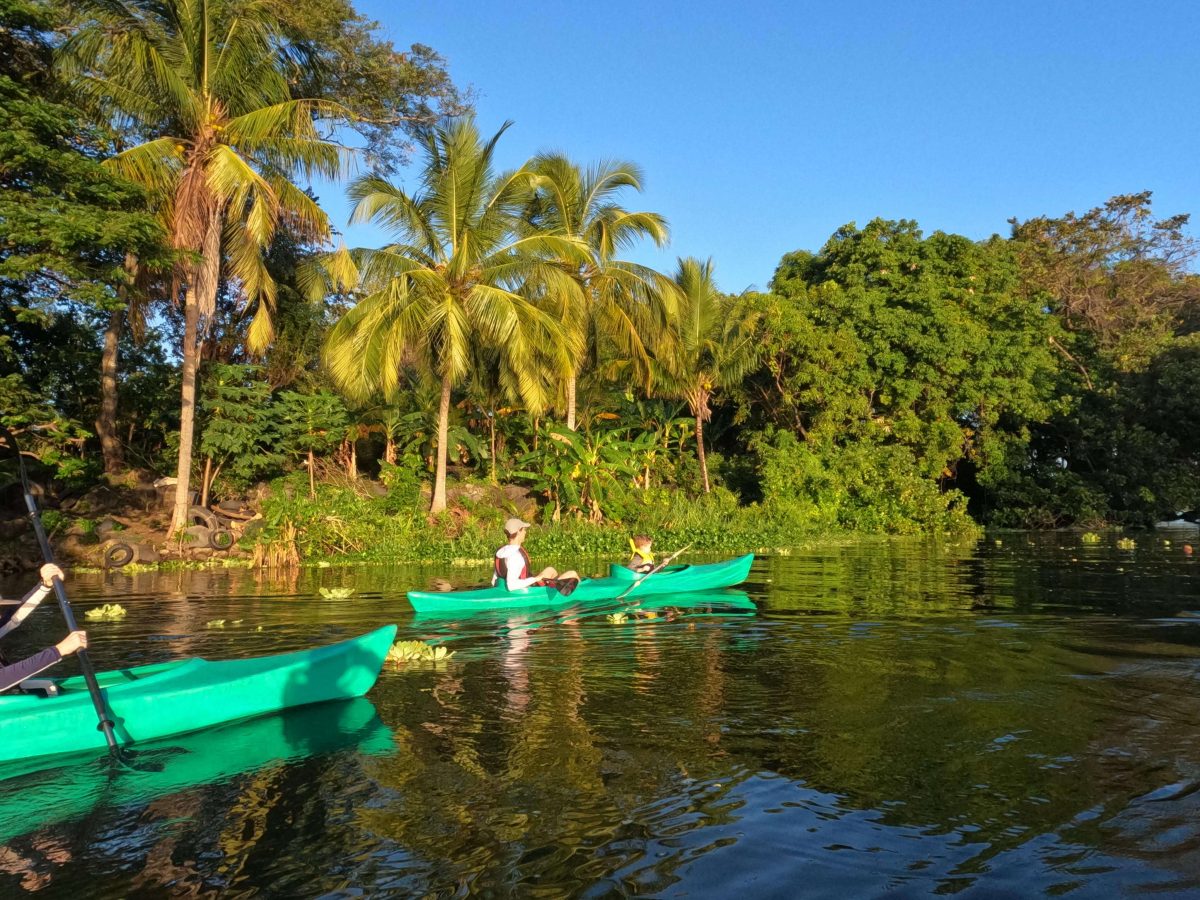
{"left": 629, "top": 538, "right": 654, "bottom": 565}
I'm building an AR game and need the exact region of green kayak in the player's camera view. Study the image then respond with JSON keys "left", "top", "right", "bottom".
{"left": 0, "top": 625, "right": 396, "bottom": 764}
{"left": 407, "top": 553, "right": 755, "bottom": 614}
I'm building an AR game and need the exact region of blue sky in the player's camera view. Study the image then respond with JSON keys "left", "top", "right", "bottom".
{"left": 319, "top": 0, "right": 1200, "bottom": 293}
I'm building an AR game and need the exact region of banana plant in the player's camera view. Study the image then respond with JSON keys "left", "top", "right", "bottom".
{"left": 514, "top": 425, "right": 650, "bottom": 522}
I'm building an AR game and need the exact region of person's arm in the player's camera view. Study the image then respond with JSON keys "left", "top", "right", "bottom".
{"left": 0, "top": 648, "right": 61, "bottom": 693}
{"left": 0, "top": 630, "right": 87, "bottom": 693}
{"left": 507, "top": 570, "right": 539, "bottom": 591}
{"left": 0, "top": 564, "right": 62, "bottom": 640}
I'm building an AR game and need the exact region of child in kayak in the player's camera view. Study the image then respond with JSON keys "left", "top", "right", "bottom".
{"left": 627, "top": 535, "right": 655, "bottom": 574}
{"left": 0, "top": 564, "right": 88, "bottom": 692}
{"left": 493, "top": 518, "right": 580, "bottom": 595}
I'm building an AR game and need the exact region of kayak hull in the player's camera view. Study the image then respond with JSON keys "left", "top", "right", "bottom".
{"left": 0, "top": 625, "right": 397, "bottom": 764}
{"left": 407, "top": 554, "right": 754, "bottom": 614}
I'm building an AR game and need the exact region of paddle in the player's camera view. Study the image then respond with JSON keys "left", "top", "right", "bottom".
{"left": 613, "top": 543, "right": 694, "bottom": 603}
{"left": 0, "top": 425, "right": 121, "bottom": 757}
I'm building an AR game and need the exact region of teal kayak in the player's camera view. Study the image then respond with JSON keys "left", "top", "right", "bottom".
{"left": 0, "top": 697, "right": 394, "bottom": 842}
{"left": 0, "top": 625, "right": 397, "bottom": 764}
{"left": 407, "top": 554, "right": 754, "bottom": 614}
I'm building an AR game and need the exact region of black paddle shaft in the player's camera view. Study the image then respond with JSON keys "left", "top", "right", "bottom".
{"left": 1, "top": 427, "right": 119, "bottom": 754}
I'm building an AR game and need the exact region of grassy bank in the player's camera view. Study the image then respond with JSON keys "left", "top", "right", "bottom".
{"left": 249, "top": 475, "right": 980, "bottom": 565}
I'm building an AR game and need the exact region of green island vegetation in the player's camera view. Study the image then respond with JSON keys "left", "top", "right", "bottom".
{"left": 2, "top": 0, "right": 1198, "bottom": 568}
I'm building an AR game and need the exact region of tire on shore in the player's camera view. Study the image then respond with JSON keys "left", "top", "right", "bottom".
{"left": 187, "top": 506, "right": 220, "bottom": 531}
{"left": 103, "top": 542, "right": 135, "bottom": 568}
{"left": 209, "top": 528, "right": 234, "bottom": 551}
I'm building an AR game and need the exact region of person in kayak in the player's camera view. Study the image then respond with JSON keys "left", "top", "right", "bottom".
{"left": 0, "top": 563, "right": 88, "bottom": 692}
{"left": 627, "top": 535, "right": 655, "bottom": 574}
{"left": 493, "top": 518, "right": 580, "bottom": 594}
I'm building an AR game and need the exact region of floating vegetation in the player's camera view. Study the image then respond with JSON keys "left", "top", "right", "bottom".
{"left": 318, "top": 587, "right": 355, "bottom": 600}
{"left": 451, "top": 557, "right": 489, "bottom": 567}
{"left": 1116, "top": 537, "right": 1136, "bottom": 550}
{"left": 205, "top": 619, "right": 242, "bottom": 628}
{"left": 607, "top": 613, "right": 629, "bottom": 624}
{"left": 1081, "top": 532, "right": 1101, "bottom": 544}
{"left": 387, "top": 639, "right": 454, "bottom": 666}
{"left": 84, "top": 603, "right": 127, "bottom": 621}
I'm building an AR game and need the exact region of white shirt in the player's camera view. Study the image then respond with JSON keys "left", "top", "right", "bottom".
{"left": 493, "top": 544, "right": 539, "bottom": 591}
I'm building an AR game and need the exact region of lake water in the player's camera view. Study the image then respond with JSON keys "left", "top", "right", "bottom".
{"left": 1, "top": 531, "right": 1199, "bottom": 897}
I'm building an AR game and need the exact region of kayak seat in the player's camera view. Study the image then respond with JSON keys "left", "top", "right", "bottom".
{"left": 18, "top": 679, "right": 60, "bottom": 697}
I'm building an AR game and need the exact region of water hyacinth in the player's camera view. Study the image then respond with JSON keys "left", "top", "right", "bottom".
{"left": 84, "top": 603, "right": 127, "bottom": 621}
{"left": 318, "top": 587, "right": 355, "bottom": 600}
{"left": 387, "top": 639, "right": 454, "bottom": 666}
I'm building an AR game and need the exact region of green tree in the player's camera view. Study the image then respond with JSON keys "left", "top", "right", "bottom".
{"left": 197, "top": 362, "right": 279, "bottom": 504}
{"left": 757, "top": 221, "right": 1059, "bottom": 527}
{"left": 0, "top": 0, "right": 164, "bottom": 474}
{"left": 655, "top": 257, "right": 760, "bottom": 493}
{"left": 321, "top": 118, "right": 584, "bottom": 512}
{"left": 274, "top": 389, "right": 347, "bottom": 498}
{"left": 526, "top": 154, "right": 674, "bottom": 430}
{"left": 273, "top": 0, "right": 468, "bottom": 173}
{"left": 993, "top": 194, "right": 1200, "bottom": 525}
{"left": 62, "top": 0, "right": 348, "bottom": 532}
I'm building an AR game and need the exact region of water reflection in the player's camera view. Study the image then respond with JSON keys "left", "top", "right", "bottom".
{"left": 0, "top": 532, "right": 1196, "bottom": 895}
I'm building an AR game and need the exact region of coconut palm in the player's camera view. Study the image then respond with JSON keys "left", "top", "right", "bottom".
{"left": 321, "top": 118, "right": 584, "bottom": 513}
{"left": 526, "top": 155, "right": 675, "bottom": 430}
{"left": 657, "top": 257, "right": 761, "bottom": 493}
{"left": 61, "top": 0, "right": 346, "bottom": 532}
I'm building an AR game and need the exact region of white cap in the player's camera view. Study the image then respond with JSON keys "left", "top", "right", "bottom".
{"left": 504, "top": 517, "right": 531, "bottom": 534}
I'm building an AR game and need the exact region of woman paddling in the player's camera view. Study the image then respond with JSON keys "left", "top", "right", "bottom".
{"left": 0, "top": 564, "right": 87, "bottom": 692}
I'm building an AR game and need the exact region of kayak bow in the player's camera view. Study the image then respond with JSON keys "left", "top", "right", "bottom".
{"left": 0, "top": 625, "right": 397, "bottom": 764}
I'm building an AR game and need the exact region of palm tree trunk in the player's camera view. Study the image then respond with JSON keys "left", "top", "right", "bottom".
{"left": 488, "top": 414, "right": 497, "bottom": 484}
{"left": 96, "top": 308, "right": 124, "bottom": 474}
{"left": 695, "top": 410, "right": 710, "bottom": 494}
{"left": 566, "top": 374, "right": 577, "bottom": 431}
{"left": 171, "top": 282, "right": 202, "bottom": 533}
{"left": 431, "top": 370, "right": 452, "bottom": 513}
{"left": 171, "top": 211, "right": 222, "bottom": 535}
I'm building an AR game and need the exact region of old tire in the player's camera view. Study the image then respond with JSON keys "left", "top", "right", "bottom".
{"left": 187, "top": 505, "right": 219, "bottom": 531}
{"left": 104, "top": 542, "right": 135, "bottom": 568}
{"left": 209, "top": 528, "right": 234, "bottom": 551}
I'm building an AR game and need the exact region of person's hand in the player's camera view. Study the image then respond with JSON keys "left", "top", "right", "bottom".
{"left": 55, "top": 630, "right": 87, "bottom": 657}
{"left": 39, "top": 563, "right": 64, "bottom": 588}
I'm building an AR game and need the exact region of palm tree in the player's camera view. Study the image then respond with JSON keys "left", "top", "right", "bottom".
{"left": 321, "top": 118, "right": 584, "bottom": 513}
{"left": 62, "top": 0, "right": 346, "bottom": 532}
{"left": 526, "top": 155, "right": 675, "bottom": 430}
{"left": 657, "top": 257, "right": 760, "bottom": 493}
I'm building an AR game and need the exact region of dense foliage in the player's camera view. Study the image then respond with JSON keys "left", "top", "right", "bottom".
{"left": 2, "top": 0, "right": 1197, "bottom": 564}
